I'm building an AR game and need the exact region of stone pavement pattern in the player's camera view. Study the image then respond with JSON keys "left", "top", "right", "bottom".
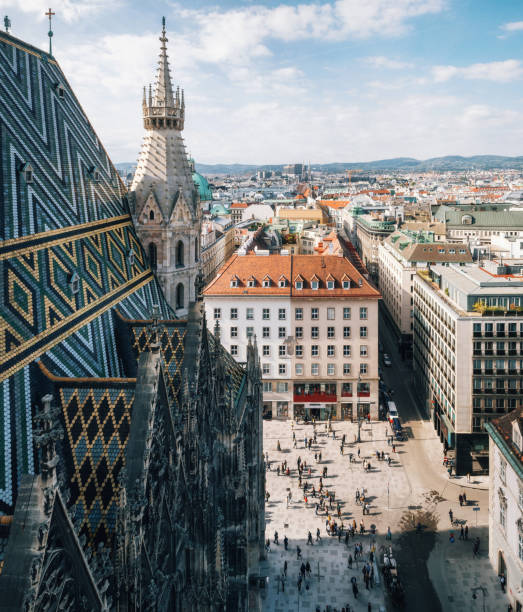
{"left": 261, "top": 419, "right": 401, "bottom": 611}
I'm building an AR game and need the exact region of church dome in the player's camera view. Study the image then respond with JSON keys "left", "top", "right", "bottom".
{"left": 192, "top": 169, "right": 213, "bottom": 202}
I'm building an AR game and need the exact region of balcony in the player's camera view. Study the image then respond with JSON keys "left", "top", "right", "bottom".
{"left": 293, "top": 392, "right": 337, "bottom": 403}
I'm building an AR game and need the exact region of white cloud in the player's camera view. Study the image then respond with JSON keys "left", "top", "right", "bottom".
{"left": 500, "top": 21, "right": 523, "bottom": 32}
{"left": 432, "top": 59, "right": 523, "bottom": 83}
{"left": 364, "top": 56, "right": 413, "bottom": 69}
{"left": 2, "top": 0, "right": 113, "bottom": 22}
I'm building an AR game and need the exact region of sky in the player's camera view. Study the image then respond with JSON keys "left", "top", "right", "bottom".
{"left": 3, "top": 0, "right": 523, "bottom": 164}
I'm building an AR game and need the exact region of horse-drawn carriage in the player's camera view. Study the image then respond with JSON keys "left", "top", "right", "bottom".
{"left": 382, "top": 547, "right": 405, "bottom": 606}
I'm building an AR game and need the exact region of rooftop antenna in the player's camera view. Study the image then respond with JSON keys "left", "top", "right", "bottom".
{"left": 4, "top": 15, "right": 11, "bottom": 33}
{"left": 45, "top": 8, "right": 55, "bottom": 56}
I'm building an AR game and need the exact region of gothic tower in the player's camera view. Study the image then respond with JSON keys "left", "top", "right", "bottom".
{"left": 130, "top": 17, "right": 201, "bottom": 315}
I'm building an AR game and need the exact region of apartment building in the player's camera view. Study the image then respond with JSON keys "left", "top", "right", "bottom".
{"left": 485, "top": 409, "right": 523, "bottom": 612}
{"left": 413, "top": 262, "right": 523, "bottom": 475}
{"left": 379, "top": 230, "right": 472, "bottom": 355}
{"left": 352, "top": 212, "right": 395, "bottom": 283}
{"left": 204, "top": 253, "right": 381, "bottom": 420}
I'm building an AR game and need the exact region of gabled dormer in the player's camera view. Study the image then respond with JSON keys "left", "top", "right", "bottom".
{"left": 326, "top": 273, "right": 335, "bottom": 290}
{"left": 262, "top": 275, "right": 272, "bottom": 288}
{"left": 341, "top": 273, "right": 351, "bottom": 289}
{"left": 141, "top": 190, "right": 163, "bottom": 225}
{"left": 279, "top": 275, "right": 288, "bottom": 288}
{"left": 310, "top": 274, "right": 320, "bottom": 290}
{"left": 230, "top": 274, "right": 240, "bottom": 288}
{"left": 247, "top": 275, "right": 256, "bottom": 288}
{"left": 170, "top": 190, "right": 193, "bottom": 225}
{"left": 294, "top": 274, "right": 304, "bottom": 290}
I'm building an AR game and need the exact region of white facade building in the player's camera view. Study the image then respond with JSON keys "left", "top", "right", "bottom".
{"left": 204, "top": 253, "right": 381, "bottom": 420}
{"left": 486, "top": 409, "right": 523, "bottom": 611}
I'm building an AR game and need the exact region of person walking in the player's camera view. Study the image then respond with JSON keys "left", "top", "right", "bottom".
{"left": 392, "top": 444, "right": 396, "bottom": 453}
{"left": 463, "top": 492, "right": 467, "bottom": 505}
{"left": 284, "top": 560, "right": 288, "bottom": 576}
{"left": 297, "top": 545, "right": 302, "bottom": 559}
{"left": 274, "top": 531, "right": 279, "bottom": 545}
{"left": 386, "top": 526, "right": 392, "bottom": 540}
{"left": 460, "top": 525, "right": 464, "bottom": 540}
{"left": 297, "top": 576, "right": 302, "bottom": 592}
{"left": 351, "top": 577, "right": 358, "bottom": 599}
{"left": 284, "top": 535, "right": 288, "bottom": 550}
{"left": 316, "top": 527, "right": 321, "bottom": 542}
{"left": 357, "top": 448, "right": 361, "bottom": 458}
{"left": 307, "top": 531, "right": 313, "bottom": 545}
{"left": 348, "top": 553, "right": 353, "bottom": 568}
{"left": 465, "top": 525, "right": 469, "bottom": 540}
{"left": 499, "top": 574, "right": 506, "bottom": 592}
{"left": 449, "top": 509, "right": 453, "bottom": 524}
{"left": 356, "top": 489, "right": 360, "bottom": 504}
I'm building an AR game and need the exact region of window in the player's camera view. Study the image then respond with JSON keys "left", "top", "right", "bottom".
{"left": 276, "top": 401, "right": 289, "bottom": 417}
{"left": 343, "top": 307, "right": 351, "bottom": 320}
{"left": 327, "top": 307, "right": 335, "bottom": 320}
{"left": 262, "top": 364, "right": 271, "bottom": 375}
{"left": 360, "top": 345, "right": 368, "bottom": 357}
{"left": 148, "top": 243, "right": 157, "bottom": 271}
{"left": 311, "top": 308, "right": 319, "bottom": 320}
{"left": 343, "top": 327, "right": 351, "bottom": 338}
{"left": 277, "top": 382, "right": 288, "bottom": 392}
{"left": 360, "top": 307, "right": 368, "bottom": 320}
{"left": 263, "top": 308, "right": 270, "bottom": 320}
{"left": 295, "top": 363, "right": 304, "bottom": 375}
{"left": 327, "top": 280, "right": 335, "bottom": 290}
{"left": 230, "top": 277, "right": 239, "bottom": 288}
{"left": 343, "top": 363, "right": 351, "bottom": 375}
{"left": 295, "top": 326, "right": 303, "bottom": 339}
{"left": 246, "top": 327, "right": 254, "bottom": 338}
{"left": 246, "top": 308, "right": 254, "bottom": 320}
{"left": 343, "top": 345, "right": 351, "bottom": 357}
{"left": 311, "top": 363, "right": 319, "bottom": 376}
{"left": 263, "top": 381, "right": 272, "bottom": 392}
{"left": 327, "top": 327, "right": 335, "bottom": 339}
{"left": 279, "top": 345, "right": 286, "bottom": 357}
{"left": 176, "top": 283, "right": 184, "bottom": 309}
{"left": 230, "top": 327, "right": 238, "bottom": 338}
{"left": 360, "top": 326, "right": 368, "bottom": 338}
{"left": 311, "top": 327, "right": 319, "bottom": 339}
{"left": 279, "top": 363, "right": 287, "bottom": 375}
{"left": 295, "top": 308, "right": 303, "bottom": 320}
{"left": 295, "top": 280, "right": 303, "bottom": 290}
{"left": 311, "top": 345, "right": 319, "bottom": 357}
{"left": 295, "top": 345, "right": 303, "bottom": 357}
{"left": 247, "top": 278, "right": 255, "bottom": 287}
{"left": 213, "top": 308, "right": 221, "bottom": 319}
{"left": 500, "top": 500, "right": 506, "bottom": 528}
{"left": 230, "top": 308, "right": 238, "bottom": 320}
{"left": 68, "top": 272, "right": 80, "bottom": 295}
{"left": 342, "top": 279, "right": 350, "bottom": 289}
{"left": 262, "top": 278, "right": 271, "bottom": 287}
{"left": 327, "top": 345, "right": 335, "bottom": 357}
{"left": 230, "top": 345, "right": 238, "bottom": 356}
{"left": 262, "top": 327, "right": 270, "bottom": 338}
{"left": 278, "top": 327, "right": 286, "bottom": 338}
{"left": 360, "top": 363, "right": 368, "bottom": 374}
{"left": 500, "top": 456, "right": 506, "bottom": 484}
{"left": 279, "top": 308, "right": 286, "bottom": 320}
{"left": 327, "top": 364, "right": 335, "bottom": 375}
{"left": 279, "top": 278, "right": 287, "bottom": 288}
{"left": 175, "top": 241, "right": 184, "bottom": 267}
{"left": 262, "top": 345, "right": 270, "bottom": 357}
{"left": 311, "top": 280, "right": 319, "bottom": 290}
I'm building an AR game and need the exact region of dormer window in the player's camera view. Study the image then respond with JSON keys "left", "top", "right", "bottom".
{"left": 68, "top": 271, "right": 80, "bottom": 295}
{"left": 149, "top": 210, "right": 155, "bottom": 221}
{"left": 279, "top": 276, "right": 287, "bottom": 288}
{"left": 295, "top": 281, "right": 303, "bottom": 290}
{"left": 230, "top": 276, "right": 239, "bottom": 288}
{"left": 342, "top": 281, "right": 350, "bottom": 289}
{"left": 358, "top": 278, "right": 363, "bottom": 287}
{"left": 263, "top": 276, "right": 271, "bottom": 288}
{"left": 20, "top": 163, "right": 33, "bottom": 184}
{"left": 311, "top": 281, "right": 319, "bottom": 290}
{"left": 127, "top": 249, "right": 135, "bottom": 267}
{"left": 247, "top": 276, "right": 256, "bottom": 287}
{"left": 55, "top": 82, "right": 65, "bottom": 98}
{"left": 327, "top": 280, "right": 335, "bottom": 290}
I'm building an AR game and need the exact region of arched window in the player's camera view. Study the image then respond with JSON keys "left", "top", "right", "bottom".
{"left": 176, "top": 241, "right": 184, "bottom": 267}
{"left": 148, "top": 242, "right": 157, "bottom": 270}
{"left": 149, "top": 210, "right": 155, "bottom": 221}
{"left": 194, "top": 237, "right": 199, "bottom": 262}
{"left": 176, "top": 283, "right": 184, "bottom": 309}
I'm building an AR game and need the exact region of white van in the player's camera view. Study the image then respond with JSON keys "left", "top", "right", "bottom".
{"left": 387, "top": 401, "right": 398, "bottom": 421}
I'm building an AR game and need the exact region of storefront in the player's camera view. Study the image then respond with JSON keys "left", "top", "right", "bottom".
{"left": 294, "top": 403, "right": 337, "bottom": 421}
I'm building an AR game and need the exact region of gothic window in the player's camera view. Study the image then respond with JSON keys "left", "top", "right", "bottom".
{"left": 176, "top": 283, "right": 184, "bottom": 309}
{"left": 149, "top": 209, "right": 155, "bottom": 221}
{"left": 148, "top": 242, "right": 157, "bottom": 270}
{"left": 176, "top": 240, "right": 184, "bottom": 267}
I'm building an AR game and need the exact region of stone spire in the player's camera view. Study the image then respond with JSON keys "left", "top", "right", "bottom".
{"left": 153, "top": 17, "right": 175, "bottom": 108}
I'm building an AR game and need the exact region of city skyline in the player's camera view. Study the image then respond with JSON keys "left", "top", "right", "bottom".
{"left": 3, "top": 0, "right": 523, "bottom": 164}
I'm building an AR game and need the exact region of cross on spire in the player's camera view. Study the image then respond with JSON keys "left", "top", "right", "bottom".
{"left": 45, "top": 8, "right": 55, "bottom": 56}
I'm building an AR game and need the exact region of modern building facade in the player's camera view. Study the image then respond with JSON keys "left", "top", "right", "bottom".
{"left": 486, "top": 409, "right": 523, "bottom": 612}
{"left": 0, "top": 23, "right": 264, "bottom": 611}
{"left": 204, "top": 254, "right": 381, "bottom": 421}
{"left": 379, "top": 230, "right": 472, "bottom": 355}
{"left": 130, "top": 19, "right": 201, "bottom": 315}
{"left": 413, "top": 262, "right": 523, "bottom": 474}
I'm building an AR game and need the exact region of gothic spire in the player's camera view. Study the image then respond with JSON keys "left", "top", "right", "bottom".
{"left": 153, "top": 17, "right": 175, "bottom": 108}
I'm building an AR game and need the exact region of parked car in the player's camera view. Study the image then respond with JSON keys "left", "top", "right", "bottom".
{"left": 383, "top": 353, "right": 392, "bottom": 367}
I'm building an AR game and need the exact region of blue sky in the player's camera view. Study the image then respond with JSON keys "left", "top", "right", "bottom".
{"left": 3, "top": 0, "right": 523, "bottom": 164}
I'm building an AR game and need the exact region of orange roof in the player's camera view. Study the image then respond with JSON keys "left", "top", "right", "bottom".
{"left": 231, "top": 202, "right": 249, "bottom": 209}
{"left": 318, "top": 200, "right": 350, "bottom": 209}
{"left": 204, "top": 254, "right": 381, "bottom": 299}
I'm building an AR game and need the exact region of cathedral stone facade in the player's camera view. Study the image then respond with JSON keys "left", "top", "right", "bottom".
{"left": 130, "top": 19, "right": 201, "bottom": 316}
{"left": 0, "top": 22, "right": 264, "bottom": 612}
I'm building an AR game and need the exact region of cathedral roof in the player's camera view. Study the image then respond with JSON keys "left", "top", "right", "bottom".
{"left": 193, "top": 170, "right": 213, "bottom": 202}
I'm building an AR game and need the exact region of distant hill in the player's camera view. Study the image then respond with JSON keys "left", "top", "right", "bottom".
{"left": 115, "top": 155, "right": 523, "bottom": 176}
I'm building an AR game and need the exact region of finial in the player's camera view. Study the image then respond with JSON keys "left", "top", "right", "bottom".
{"left": 4, "top": 15, "right": 11, "bottom": 33}
{"left": 142, "top": 85, "right": 146, "bottom": 106}
{"left": 45, "top": 8, "right": 55, "bottom": 56}
{"left": 148, "top": 83, "right": 152, "bottom": 106}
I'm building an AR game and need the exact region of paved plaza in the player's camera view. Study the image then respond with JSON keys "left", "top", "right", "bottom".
{"left": 261, "top": 418, "right": 401, "bottom": 611}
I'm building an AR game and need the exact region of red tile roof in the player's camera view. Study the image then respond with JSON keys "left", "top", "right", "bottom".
{"left": 204, "top": 254, "right": 381, "bottom": 298}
